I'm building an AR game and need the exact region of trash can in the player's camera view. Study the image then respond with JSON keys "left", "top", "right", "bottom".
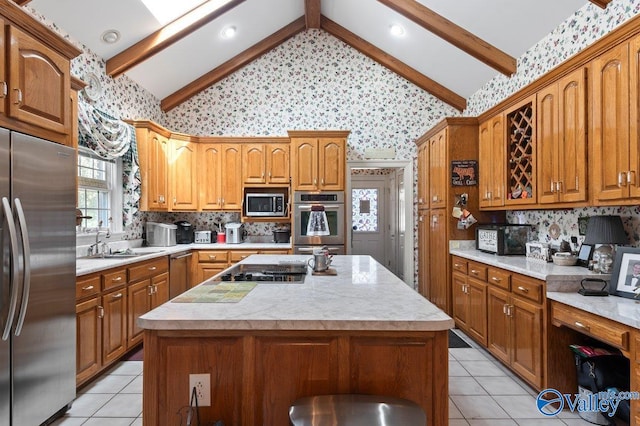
{"left": 289, "top": 394, "right": 426, "bottom": 426}
{"left": 571, "top": 345, "right": 630, "bottom": 425}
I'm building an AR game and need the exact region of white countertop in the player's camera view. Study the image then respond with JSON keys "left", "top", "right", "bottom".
{"left": 137, "top": 255, "right": 454, "bottom": 332}
{"left": 76, "top": 242, "right": 292, "bottom": 276}
{"left": 546, "top": 291, "right": 640, "bottom": 329}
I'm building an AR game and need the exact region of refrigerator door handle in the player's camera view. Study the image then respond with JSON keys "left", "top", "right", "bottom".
{"left": 1, "top": 197, "right": 20, "bottom": 341}
{"left": 13, "top": 198, "right": 30, "bottom": 336}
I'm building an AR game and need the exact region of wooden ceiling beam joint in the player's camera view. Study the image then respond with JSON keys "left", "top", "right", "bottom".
{"left": 106, "top": 0, "right": 246, "bottom": 78}
{"left": 320, "top": 16, "right": 466, "bottom": 111}
{"left": 161, "top": 16, "right": 307, "bottom": 112}
{"left": 589, "top": 0, "right": 612, "bottom": 8}
{"left": 305, "top": 0, "right": 321, "bottom": 29}
{"left": 377, "top": 0, "right": 516, "bottom": 77}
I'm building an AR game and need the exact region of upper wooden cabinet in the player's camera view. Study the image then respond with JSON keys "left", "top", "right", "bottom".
{"left": 133, "top": 124, "right": 170, "bottom": 212}
{"left": 289, "top": 131, "right": 349, "bottom": 191}
{"left": 478, "top": 114, "right": 505, "bottom": 208}
{"left": 242, "top": 142, "right": 290, "bottom": 185}
{"left": 429, "top": 128, "right": 447, "bottom": 209}
{"left": 591, "top": 33, "right": 640, "bottom": 204}
{"left": 169, "top": 137, "right": 198, "bottom": 211}
{"left": 198, "top": 143, "right": 242, "bottom": 211}
{"left": 504, "top": 95, "right": 536, "bottom": 206}
{"left": 0, "top": 8, "right": 80, "bottom": 146}
{"left": 537, "top": 67, "right": 587, "bottom": 205}
{"left": 417, "top": 143, "right": 429, "bottom": 209}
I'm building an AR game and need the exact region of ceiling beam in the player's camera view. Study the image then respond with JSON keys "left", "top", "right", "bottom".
{"left": 320, "top": 15, "right": 466, "bottom": 111}
{"left": 161, "top": 16, "right": 306, "bottom": 112}
{"left": 13, "top": 0, "right": 31, "bottom": 5}
{"left": 106, "top": 0, "right": 245, "bottom": 78}
{"left": 305, "top": 0, "right": 321, "bottom": 29}
{"left": 589, "top": 0, "right": 612, "bottom": 8}
{"left": 377, "top": 0, "right": 516, "bottom": 76}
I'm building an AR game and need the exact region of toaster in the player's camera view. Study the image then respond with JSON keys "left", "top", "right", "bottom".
{"left": 194, "top": 230, "right": 212, "bottom": 244}
{"left": 145, "top": 222, "right": 177, "bottom": 247}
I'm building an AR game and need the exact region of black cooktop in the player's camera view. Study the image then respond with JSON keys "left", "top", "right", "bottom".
{"left": 214, "top": 263, "right": 308, "bottom": 283}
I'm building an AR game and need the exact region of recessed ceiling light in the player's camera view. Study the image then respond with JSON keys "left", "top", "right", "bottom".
{"left": 390, "top": 24, "right": 406, "bottom": 38}
{"left": 101, "top": 30, "right": 121, "bottom": 44}
{"left": 221, "top": 25, "right": 237, "bottom": 39}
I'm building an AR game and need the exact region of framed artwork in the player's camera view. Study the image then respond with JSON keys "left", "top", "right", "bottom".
{"left": 609, "top": 247, "right": 640, "bottom": 299}
{"left": 578, "top": 217, "right": 589, "bottom": 236}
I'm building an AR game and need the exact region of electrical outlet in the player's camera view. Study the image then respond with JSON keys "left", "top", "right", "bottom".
{"left": 189, "top": 373, "right": 211, "bottom": 406}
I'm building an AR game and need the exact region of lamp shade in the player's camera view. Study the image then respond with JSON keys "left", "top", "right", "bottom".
{"left": 582, "top": 215, "right": 628, "bottom": 245}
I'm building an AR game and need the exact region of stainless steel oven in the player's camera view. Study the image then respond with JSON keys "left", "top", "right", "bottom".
{"left": 293, "top": 191, "right": 345, "bottom": 248}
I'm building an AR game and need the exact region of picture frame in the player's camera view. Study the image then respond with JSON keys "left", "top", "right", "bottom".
{"left": 609, "top": 247, "right": 640, "bottom": 299}
{"left": 576, "top": 244, "right": 593, "bottom": 268}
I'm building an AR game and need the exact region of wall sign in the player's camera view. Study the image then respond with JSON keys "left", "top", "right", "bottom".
{"left": 451, "top": 160, "right": 477, "bottom": 186}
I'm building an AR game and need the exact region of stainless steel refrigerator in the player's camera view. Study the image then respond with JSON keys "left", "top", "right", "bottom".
{"left": 0, "top": 129, "right": 76, "bottom": 425}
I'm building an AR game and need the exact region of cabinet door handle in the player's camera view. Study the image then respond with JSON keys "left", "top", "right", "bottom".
{"left": 508, "top": 305, "right": 513, "bottom": 316}
{"left": 503, "top": 304, "right": 508, "bottom": 315}
{"left": 111, "top": 293, "right": 123, "bottom": 299}
{"left": 82, "top": 285, "right": 94, "bottom": 291}
{"left": 618, "top": 172, "right": 625, "bottom": 187}
{"left": 12, "top": 88, "right": 21, "bottom": 105}
{"left": 550, "top": 181, "right": 555, "bottom": 193}
{"left": 574, "top": 321, "right": 590, "bottom": 331}
{"left": 159, "top": 195, "right": 165, "bottom": 204}
{"left": 517, "top": 286, "right": 529, "bottom": 293}
{"left": 628, "top": 171, "right": 636, "bottom": 186}
{"left": 556, "top": 181, "right": 563, "bottom": 193}
{"left": 0, "top": 82, "right": 7, "bottom": 98}
{"left": 575, "top": 176, "right": 579, "bottom": 191}
{"left": 314, "top": 178, "right": 317, "bottom": 186}
{"left": 418, "top": 197, "right": 423, "bottom": 203}
{"left": 98, "top": 306, "right": 104, "bottom": 319}
{"left": 173, "top": 197, "right": 177, "bottom": 205}
{"left": 221, "top": 198, "right": 225, "bottom": 206}
{"left": 148, "top": 286, "right": 154, "bottom": 296}
{"left": 487, "top": 191, "right": 492, "bottom": 199}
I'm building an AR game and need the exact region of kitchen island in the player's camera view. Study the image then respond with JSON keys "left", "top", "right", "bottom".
{"left": 138, "top": 254, "right": 453, "bottom": 425}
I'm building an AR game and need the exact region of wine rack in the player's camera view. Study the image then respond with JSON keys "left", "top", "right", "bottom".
{"left": 506, "top": 98, "right": 535, "bottom": 204}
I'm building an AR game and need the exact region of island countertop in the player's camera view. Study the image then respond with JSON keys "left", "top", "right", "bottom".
{"left": 138, "top": 254, "right": 453, "bottom": 332}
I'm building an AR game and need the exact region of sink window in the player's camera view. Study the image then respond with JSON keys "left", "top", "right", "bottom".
{"left": 77, "top": 147, "right": 123, "bottom": 233}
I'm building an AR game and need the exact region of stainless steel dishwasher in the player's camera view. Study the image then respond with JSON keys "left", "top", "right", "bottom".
{"left": 169, "top": 251, "right": 192, "bottom": 299}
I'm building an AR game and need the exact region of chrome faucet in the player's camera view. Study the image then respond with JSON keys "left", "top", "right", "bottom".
{"left": 87, "top": 220, "right": 111, "bottom": 256}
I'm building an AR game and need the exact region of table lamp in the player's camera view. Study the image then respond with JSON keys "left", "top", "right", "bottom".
{"left": 582, "top": 215, "right": 628, "bottom": 273}
{"left": 306, "top": 205, "right": 330, "bottom": 236}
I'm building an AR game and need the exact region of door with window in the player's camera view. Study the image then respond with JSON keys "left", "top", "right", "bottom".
{"left": 351, "top": 176, "right": 387, "bottom": 268}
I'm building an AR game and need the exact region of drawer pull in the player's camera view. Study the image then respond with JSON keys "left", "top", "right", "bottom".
{"left": 112, "top": 277, "right": 122, "bottom": 282}
{"left": 517, "top": 286, "right": 529, "bottom": 293}
{"left": 82, "top": 285, "right": 94, "bottom": 291}
{"left": 470, "top": 269, "right": 478, "bottom": 274}
{"left": 454, "top": 263, "right": 461, "bottom": 268}
{"left": 574, "top": 321, "right": 590, "bottom": 331}
{"left": 111, "top": 293, "right": 123, "bottom": 299}
{"left": 491, "top": 277, "right": 502, "bottom": 283}
{"left": 148, "top": 266, "right": 157, "bottom": 271}
{"left": 208, "top": 255, "right": 217, "bottom": 260}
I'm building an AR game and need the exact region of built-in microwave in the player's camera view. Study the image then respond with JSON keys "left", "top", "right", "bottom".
{"left": 244, "top": 193, "right": 286, "bottom": 217}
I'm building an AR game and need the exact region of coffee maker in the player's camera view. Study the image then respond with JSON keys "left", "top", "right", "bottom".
{"left": 174, "top": 220, "right": 194, "bottom": 244}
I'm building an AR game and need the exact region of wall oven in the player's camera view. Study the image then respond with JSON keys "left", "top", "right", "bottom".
{"left": 293, "top": 191, "right": 345, "bottom": 249}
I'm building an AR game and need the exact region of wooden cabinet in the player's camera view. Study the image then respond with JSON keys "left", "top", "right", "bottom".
{"left": 76, "top": 295, "right": 102, "bottom": 385}
{"left": 289, "top": 131, "right": 349, "bottom": 191}
{"left": 193, "top": 250, "right": 230, "bottom": 285}
{"left": 537, "top": 67, "right": 587, "bottom": 205}
{"left": 242, "top": 143, "right": 290, "bottom": 185}
{"left": 452, "top": 258, "right": 488, "bottom": 346}
{"left": 198, "top": 143, "right": 242, "bottom": 211}
{"left": 417, "top": 143, "right": 429, "bottom": 209}
{"left": 101, "top": 286, "right": 127, "bottom": 366}
{"left": 429, "top": 128, "right": 447, "bottom": 209}
{"left": 417, "top": 211, "right": 430, "bottom": 298}
{"left": 486, "top": 272, "right": 544, "bottom": 389}
{"left": 169, "top": 137, "right": 198, "bottom": 210}
{"left": 428, "top": 209, "right": 448, "bottom": 312}
{"left": 504, "top": 95, "right": 537, "bottom": 206}
{"left": 479, "top": 114, "right": 505, "bottom": 208}
{"left": 590, "top": 34, "right": 640, "bottom": 204}
{"left": 148, "top": 132, "right": 169, "bottom": 210}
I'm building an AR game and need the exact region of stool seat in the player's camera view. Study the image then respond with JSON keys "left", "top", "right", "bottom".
{"left": 289, "top": 394, "right": 426, "bottom": 426}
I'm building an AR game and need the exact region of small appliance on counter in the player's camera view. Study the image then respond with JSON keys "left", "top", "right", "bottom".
{"left": 174, "top": 220, "right": 194, "bottom": 244}
{"left": 194, "top": 230, "right": 212, "bottom": 244}
{"left": 226, "top": 222, "right": 245, "bottom": 244}
{"left": 146, "top": 222, "right": 177, "bottom": 247}
{"left": 476, "top": 224, "right": 531, "bottom": 255}
{"left": 273, "top": 228, "right": 291, "bottom": 243}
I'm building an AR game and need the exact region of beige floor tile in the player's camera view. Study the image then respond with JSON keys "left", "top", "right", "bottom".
{"left": 120, "top": 376, "right": 143, "bottom": 394}
{"left": 49, "top": 417, "right": 88, "bottom": 425}
{"left": 476, "top": 376, "right": 530, "bottom": 395}
{"left": 80, "top": 374, "right": 137, "bottom": 394}
{"left": 82, "top": 418, "right": 137, "bottom": 425}
{"left": 106, "top": 361, "right": 144, "bottom": 376}
{"left": 467, "top": 420, "right": 518, "bottom": 425}
{"left": 66, "top": 393, "right": 114, "bottom": 417}
{"left": 449, "top": 420, "right": 471, "bottom": 426}
{"left": 450, "top": 377, "right": 488, "bottom": 395}
{"left": 516, "top": 419, "right": 566, "bottom": 425}
{"left": 459, "top": 360, "right": 508, "bottom": 377}
{"left": 493, "top": 395, "right": 550, "bottom": 419}
{"left": 450, "top": 348, "right": 490, "bottom": 361}
{"left": 450, "top": 360, "right": 471, "bottom": 376}
{"left": 450, "top": 395, "right": 511, "bottom": 419}
{"left": 450, "top": 397, "right": 464, "bottom": 419}
{"left": 561, "top": 419, "right": 607, "bottom": 425}
{"left": 92, "top": 394, "right": 142, "bottom": 418}
{"left": 130, "top": 417, "right": 143, "bottom": 426}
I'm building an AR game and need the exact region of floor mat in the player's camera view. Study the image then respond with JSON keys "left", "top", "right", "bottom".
{"left": 448, "top": 330, "right": 471, "bottom": 348}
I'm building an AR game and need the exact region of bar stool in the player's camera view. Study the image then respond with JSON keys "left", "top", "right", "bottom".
{"left": 289, "top": 394, "right": 427, "bottom": 425}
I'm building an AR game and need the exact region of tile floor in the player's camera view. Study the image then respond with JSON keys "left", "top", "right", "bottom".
{"left": 51, "top": 330, "right": 622, "bottom": 425}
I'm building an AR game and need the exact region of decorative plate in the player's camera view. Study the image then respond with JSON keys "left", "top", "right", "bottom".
{"left": 83, "top": 72, "right": 102, "bottom": 101}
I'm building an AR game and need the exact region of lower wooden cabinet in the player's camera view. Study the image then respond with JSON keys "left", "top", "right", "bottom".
{"left": 192, "top": 249, "right": 293, "bottom": 286}
{"left": 76, "top": 296, "right": 102, "bottom": 385}
{"left": 102, "top": 286, "right": 128, "bottom": 366}
{"left": 452, "top": 256, "right": 545, "bottom": 390}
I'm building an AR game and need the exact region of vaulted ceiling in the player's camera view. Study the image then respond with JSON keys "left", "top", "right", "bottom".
{"left": 25, "top": 0, "right": 604, "bottom": 112}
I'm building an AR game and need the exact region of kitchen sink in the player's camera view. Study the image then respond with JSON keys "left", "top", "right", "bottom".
{"left": 83, "top": 249, "right": 162, "bottom": 259}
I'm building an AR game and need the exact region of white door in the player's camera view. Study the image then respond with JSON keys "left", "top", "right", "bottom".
{"left": 351, "top": 175, "right": 388, "bottom": 267}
